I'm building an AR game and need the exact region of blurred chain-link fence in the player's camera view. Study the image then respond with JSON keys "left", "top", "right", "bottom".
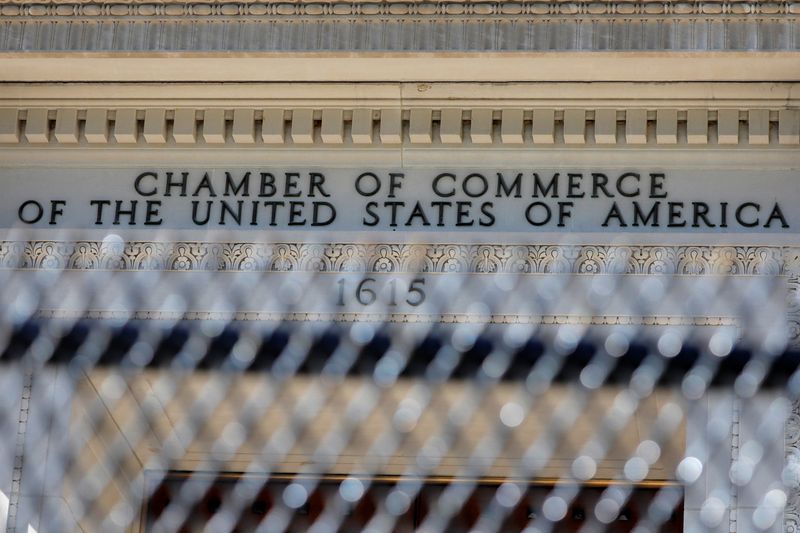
{"left": 0, "top": 239, "right": 798, "bottom": 532}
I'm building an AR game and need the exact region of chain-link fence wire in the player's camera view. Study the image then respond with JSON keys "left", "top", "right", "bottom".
{"left": 0, "top": 236, "right": 797, "bottom": 532}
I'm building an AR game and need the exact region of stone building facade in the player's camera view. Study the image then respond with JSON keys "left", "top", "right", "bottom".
{"left": 0, "top": 1, "right": 799, "bottom": 531}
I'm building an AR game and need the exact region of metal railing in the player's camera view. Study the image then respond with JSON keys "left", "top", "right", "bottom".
{"left": 0, "top": 240, "right": 796, "bottom": 532}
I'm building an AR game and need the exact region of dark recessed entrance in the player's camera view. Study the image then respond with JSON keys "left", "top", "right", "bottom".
{"left": 145, "top": 473, "right": 683, "bottom": 532}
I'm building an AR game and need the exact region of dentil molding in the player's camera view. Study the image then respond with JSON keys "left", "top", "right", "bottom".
{"left": 1, "top": 106, "right": 798, "bottom": 147}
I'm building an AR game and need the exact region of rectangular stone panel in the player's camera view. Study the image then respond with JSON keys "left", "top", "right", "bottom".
{"left": 25, "top": 108, "right": 50, "bottom": 144}
{"left": 320, "top": 109, "right": 344, "bottom": 144}
{"left": 594, "top": 109, "right": 617, "bottom": 144}
{"left": 379, "top": 109, "right": 402, "bottom": 145}
{"left": 439, "top": 108, "right": 463, "bottom": 144}
{"left": 0, "top": 109, "right": 20, "bottom": 143}
{"left": 0, "top": 168, "right": 798, "bottom": 247}
{"left": 172, "top": 109, "right": 197, "bottom": 144}
{"left": 687, "top": 109, "right": 708, "bottom": 144}
{"left": 291, "top": 109, "right": 315, "bottom": 144}
{"left": 470, "top": 109, "right": 494, "bottom": 144}
{"left": 84, "top": 109, "right": 109, "bottom": 144}
{"left": 261, "top": 109, "right": 285, "bottom": 144}
{"left": 532, "top": 109, "right": 555, "bottom": 144}
{"left": 143, "top": 108, "right": 167, "bottom": 144}
{"left": 232, "top": 109, "right": 256, "bottom": 144}
{"left": 563, "top": 109, "right": 586, "bottom": 144}
{"left": 350, "top": 109, "right": 373, "bottom": 145}
{"left": 113, "top": 109, "right": 138, "bottom": 144}
{"left": 717, "top": 109, "right": 740, "bottom": 145}
{"left": 54, "top": 108, "right": 79, "bottom": 144}
{"left": 203, "top": 109, "right": 227, "bottom": 144}
{"left": 779, "top": 110, "right": 800, "bottom": 145}
{"left": 500, "top": 109, "right": 524, "bottom": 144}
{"left": 656, "top": 109, "right": 678, "bottom": 145}
{"left": 625, "top": 109, "right": 648, "bottom": 144}
{"left": 748, "top": 109, "right": 769, "bottom": 145}
{"left": 409, "top": 108, "right": 432, "bottom": 144}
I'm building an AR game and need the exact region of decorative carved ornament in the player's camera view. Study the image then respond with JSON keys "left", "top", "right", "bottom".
{"left": 1, "top": 0, "right": 799, "bottom": 18}
{"left": 0, "top": 241, "right": 788, "bottom": 275}
{"left": 3, "top": 240, "right": 796, "bottom": 329}
{"left": 1, "top": 1, "right": 797, "bottom": 53}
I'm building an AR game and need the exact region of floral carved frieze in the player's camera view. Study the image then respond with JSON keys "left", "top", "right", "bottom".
{"left": 5, "top": 240, "right": 796, "bottom": 337}
{"left": 0, "top": 241, "right": 790, "bottom": 275}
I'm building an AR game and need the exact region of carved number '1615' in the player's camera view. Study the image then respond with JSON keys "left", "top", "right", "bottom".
{"left": 336, "top": 277, "right": 426, "bottom": 307}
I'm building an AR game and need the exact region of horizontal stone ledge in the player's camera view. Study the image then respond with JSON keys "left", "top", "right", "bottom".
{"left": 4, "top": 81, "right": 797, "bottom": 105}
{"left": 2, "top": 54, "right": 799, "bottom": 83}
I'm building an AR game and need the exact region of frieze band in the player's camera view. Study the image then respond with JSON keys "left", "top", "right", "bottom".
{"left": 5, "top": 240, "right": 797, "bottom": 337}
{"left": 0, "top": 241, "right": 791, "bottom": 275}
